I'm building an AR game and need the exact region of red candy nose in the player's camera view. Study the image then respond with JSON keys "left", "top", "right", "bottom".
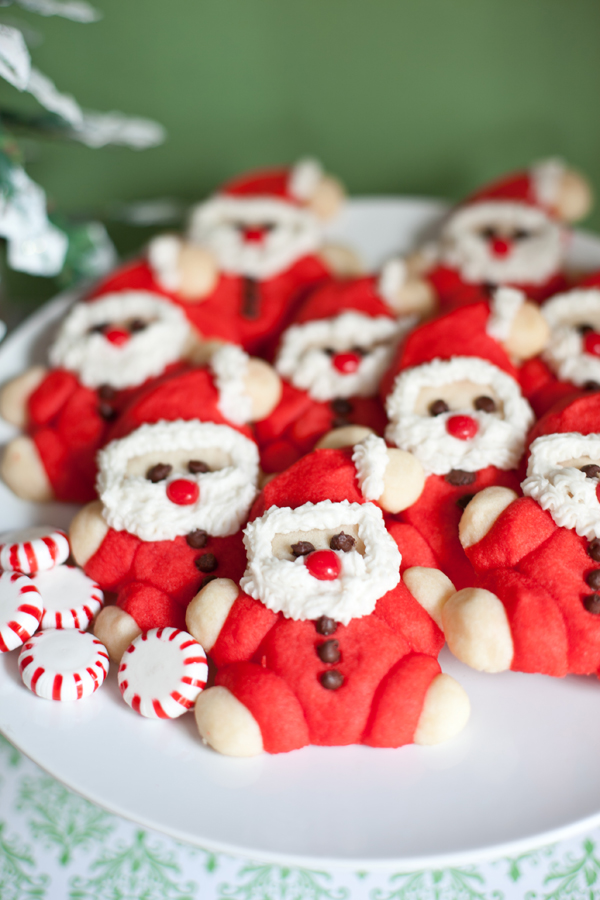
{"left": 104, "top": 328, "right": 130, "bottom": 346}
{"left": 446, "top": 415, "right": 479, "bottom": 441}
{"left": 332, "top": 352, "right": 361, "bottom": 374}
{"left": 490, "top": 237, "right": 512, "bottom": 257}
{"left": 304, "top": 549, "right": 342, "bottom": 581}
{"left": 584, "top": 332, "right": 600, "bottom": 357}
{"left": 242, "top": 227, "right": 266, "bottom": 244}
{"left": 166, "top": 479, "right": 199, "bottom": 506}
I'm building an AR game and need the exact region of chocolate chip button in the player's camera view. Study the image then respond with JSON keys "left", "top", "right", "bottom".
{"left": 429, "top": 399, "right": 449, "bottom": 416}
{"left": 586, "top": 570, "right": 600, "bottom": 590}
{"left": 188, "top": 460, "right": 210, "bottom": 474}
{"left": 588, "top": 539, "right": 600, "bottom": 562}
{"left": 582, "top": 464, "right": 600, "bottom": 479}
{"left": 320, "top": 669, "right": 344, "bottom": 690}
{"left": 331, "top": 398, "right": 353, "bottom": 416}
{"left": 445, "top": 469, "right": 476, "bottom": 486}
{"left": 186, "top": 529, "right": 208, "bottom": 549}
{"left": 317, "top": 639, "right": 340, "bottom": 664}
{"left": 146, "top": 463, "right": 172, "bottom": 483}
{"left": 291, "top": 541, "right": 315, "bottom": 557}
{"left": 98, "top": 402, "right": 117, "bottom": 421}
{"left": 200, "top": 574, "right": 217, "bottom": 589}
{"left": 474, "top": 396, "right": 496, "bottom": 413}
{"left": 98, "top": 384, "right": 116, "bottom": 401}
{"left": 584, "top": 593, "right": 600, "bottom": 614}
{"left": 482, "top": 281, "right": 497, "bottom": 297}
{"left": 456, "top": 493, "right": 475, "bottom": 510}
{"left": 330, "top": 532, "right": 355, "bottom": 552}
{"left": 584, "top": 381, "right": 600, "bottom": 392}
{"left": 315, "top": 616, "right": 338, "bottom": 635}
{"left": 196, "top": 553, "right": 217, "bottom": 573}
{"left": 332, "top": 417, "right": 350, "bottom": 429}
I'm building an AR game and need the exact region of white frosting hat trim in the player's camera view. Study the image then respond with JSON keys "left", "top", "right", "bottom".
{"left": 240, "top": 500, "right": 401, "bottom": 624}
{"left": 210, "top": 344, "right": 252, "bottom": 425}
{"left": 377, "top": 258, "right": 406, "bottom": 307}
{"left": 289, "top": 158, "right": 323, "bottom": 202}
{"left": 486, "top": 287, "right": 526, "bottom": 342}
{"left": 352, "top": 434, "right": 389, "bottom": 501}
{"left": 147, "top": 234, "right": 182, "bottom": 292}
{"left": 531, "top": 158, "right": 565, "bottom": 209}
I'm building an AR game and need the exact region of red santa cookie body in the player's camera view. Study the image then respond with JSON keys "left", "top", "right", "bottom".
{"left": 92, "top": 160, "right": 346, "bottom": 358}
{"left": 190, "top": 443, "right": 470, "bottom": 755}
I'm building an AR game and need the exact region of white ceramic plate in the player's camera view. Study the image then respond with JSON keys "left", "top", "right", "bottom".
{"left": 2, "top": 199, "right": 600, "bottom": 872}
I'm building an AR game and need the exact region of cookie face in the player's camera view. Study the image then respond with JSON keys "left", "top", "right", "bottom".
{"left": 386, "top": 357, "right": 534, "bottom": 476}
{"left": 240, "top": 499, "right": 401, "bottom": 624}
{"left": 276, "top": 312, "right": 409, "bottom": 401}
{"left": 188, "top": 196, "right": 321, "bottom": 280}
{"left": 49, "top": 292, "right": 190, "bottom": 390}
{"left": 542, "top": 289, "right": 600, "bottom": 388}
{"left": 523, "top": 432, "right": 600, "bottom": 540}
{"left": 97, "top": 420, "right": 259, "bottom": 541}
{"left": 440, "top": 201, "right": 563, "bottom": 285}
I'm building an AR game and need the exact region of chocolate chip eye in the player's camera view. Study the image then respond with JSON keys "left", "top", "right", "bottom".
{"left": 513, "top": 228, "right": 531, "bottom": 241}
{"left": 429, "top": 399, "right": 449, "bottom": 416}
{"left": 330, "top": 532, "right": 355, "bottom": 552}
{"left": 578, "top": 323, "right": 595, "bottom": 335}
{"left": 581, "top": 464, "right": 600, "bottom": 479}
{"left": 188, "top": 460, "right": 210, "bottom": 474}
{"left": 351, "top": 346, "right": 367, "bottom": 356}
{"left": 323, "top": 348, "right": 335, "bottom": 357}
{"left": 89, "top": 322, "right": 109, "bottom": 334}
{"left": 291, "top": 541, "right": 315, "bottom": 557}
{"left": 480, "top": 226, "right": 497, "bottom": 241}
{"left": 474, "top": 395, "right": 496, "bottom": 413}
{"left": 584, "top": 381, "right": 600, "bottom": 392}
{"left": 129, "top": 318, "right": 147, "bottom": 333}
{"left": 146, "top": 463, "right": 172, "bottom": 482}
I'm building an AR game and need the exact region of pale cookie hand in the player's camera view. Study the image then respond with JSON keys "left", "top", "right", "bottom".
{"left": 0, "top": 366, "right": 47, "bottom": 428}
{"left": 385, "top": 277, "right": 437, "bottom": 317}
{"left": 316, "top": 425, "right": 375, "bottom": 452}
{"left": 307, "top": 175, "right": 346, "bottom": 222}
{"left": 555, "top": 168, "right": 593, "bottom": 222}
{"left": 443, "top": 587, "right": 514, "bottom": 672}
{"left": 504, "top": 300, "right": 550, "bottom": 361}
{"left": 244, "top": 359, "right": 282, "bottom": 421}
{"left": 1, "top": 436, "right": 53, "bottom": 501}
{"left": 319, "top": 243, "right": 364, "bottom": 277}
{"left": 94, "top": 606, "right": 141, "bottom": 663}
{"left": 182, "top": 330, "right": 226, "bottom": 367}
{"left": 458, "top": 486, "right": 518, "bottom": 549}
{"left": 413, "top": 673, "right": 470, "bottom": 745}
{"left": 69, "top": 500, "right": 109, "bottom": 567}
{"left": 148, "top": 234, "right": 219, "bottom": 301}
{"left": 378, "top": 448, "right": 426, "bottom": 513}
{"left": 185, "top": 578, "right": 239, "bottom": 652}
{"left": 402, "top": 567, "right": 456, "bottom": 629}
{"left": 195, "top": 686, "right": 264, "bottom": 756}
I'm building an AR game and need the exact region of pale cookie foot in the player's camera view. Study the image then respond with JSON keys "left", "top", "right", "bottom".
{"left": 315, "top": 425, "right": 374, "bottom": 451}
{"left": 402, "top": 567, "right": 456, "bottom": 629}
{"left": 93, "top": 606, "right": 141, "bottom": 663}
{"left": 195, "top": 686, "right": 264, "bottom": 757}
{"left": 443, "top": 588, "right": 514, "bottom": 672}
{"left": 186, "top": 578, "right": 239, "bottom": 652}
{"left": 1, "top": 436, "right": 53, "bottom": 501}
{"left": 459, "top": 486, "right": 517, "bottom": 548}
{"left": 244, "top": 359, "right": 282, "bottom": 421}
{"left": 69, "top": 500, "right": 109, "bottom": 566}
{"left": 0, "top": 366, "right": 47, "bottom": 428}
{"left": 413, "top": 673, "right": 470, "bottom": 745}
{"left": 378, "top": 448, "right": 425, "bottom": 513}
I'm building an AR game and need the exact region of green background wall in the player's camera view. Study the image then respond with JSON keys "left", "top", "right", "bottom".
{"left": 3, "top": 0, "right": 600, "bottom": 301}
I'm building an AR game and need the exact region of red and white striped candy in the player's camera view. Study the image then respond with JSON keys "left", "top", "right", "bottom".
{"left": 33, "top": 566, "right": 104, "bottom": 630}
{"left": 19, "top": 630, "right": 109, "bottom": 701}
{"left": 0, "top": 527, "right": 69, "bottom": 574}
{"left": 118, "top": 627, "right": 208, "bottom": 719}
{"left": 0, "top": 571, "right": 43, "bottom": 653}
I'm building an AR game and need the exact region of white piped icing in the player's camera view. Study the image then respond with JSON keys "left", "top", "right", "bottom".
{"left": 378, "top": 258, "right": 406, "bottom": 306}
{"left": 187, "top": 196, "right": 321, "bottom": 280}
{"left": 523, "top": 433, "right": 600, "bottom": 539}
{"left": 487, "top": 287, "right": 526, "bottom": 342}
{"left": 439, "top": 201, "right": 563, "bottom": 285}
{"left": 385, "top": 357, "right": 534, "bottom": 476}
{"left": 147, "top": 234, "right": 183, "bottom": 292}
{"left": 211, "top": 344, "right": 252, "bottom": 425}
{"left": 240, "top": 500, "right": 401, "bottom": 624}
{"left": 97, "top": 420, "right": 259, "bottom": 542}
{"left": 288, "top": 158, "right": 323, "bottom": 202}
{"left": 542, "top": 288, "right": 600, "bottom": 387}
{"left": 275, "top": 312, "right": 412, "bottom": 401}
{"left": 49, "top": 292, "right": 190, "bottom": 389}
{"left": 532, "top": 158, "right": 565, "bottom": 209}
{"left": 353, "top": 435, "right": 389, "bottom": 501}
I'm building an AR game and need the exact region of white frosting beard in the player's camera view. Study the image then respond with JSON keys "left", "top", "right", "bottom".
{"left": 49, "top": 292, "right": 190, "bottom": 389}
{"left": 98, "top": 420, "right": 259, "bottom": 542}
{"left": 439, "top": 202, "right": 564, "bottom": 285}
{"left": 523, "top": 433, "right": 600, "bottom": 540}
{"left": 542, "top": 289, "right": 600, "bottom": 387}
{"left": 187, "top": 196, "right": 321, "bottom": 280}
{"left": 240, "top": 500, "right": 401, "bottom": 625}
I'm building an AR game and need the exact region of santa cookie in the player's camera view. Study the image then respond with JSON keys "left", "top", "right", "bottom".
{"left": 70, "top": 415, "right": 262, "bottom": 663}
{"left": 0, "top": 291, "right": 204, "bottom": 503}
{"left": 187, "top": 440, "right": 469, "bottom": 756}
{"left": 397, "top": 160, "right": 592, "bottom": 314}
{"left": 91, "top": 160, "right": 358, "bottom": 358}
{"left": 254, "top": 262, "right": 424, "bottom": 472}
{"left": 383, "top": 307, "right": 535, "bottom": 589}
{"left": 443, "top": 393, "right": 600, "bottom": 677}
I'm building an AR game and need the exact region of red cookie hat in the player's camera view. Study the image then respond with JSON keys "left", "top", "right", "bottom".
{"left": 527, "top": 392, "right": 600, "bottom": 446}
{"left": 461, "top": 159, "right": 569, "bottom": 220}
{"left": 217, "top": 158, "right": 326, "bottom": 208}
{"left": 293, "top": 262, "right": 404, "bottom": 326}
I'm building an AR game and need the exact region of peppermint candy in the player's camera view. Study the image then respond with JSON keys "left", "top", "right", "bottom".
{"left": 0, "top": 527, "right": 69, "bottom": 574}
{"left": 33, "top": 566, "right": 104, "bottom": 630}
{"left": 118, "top": 627, "right": 208, "bottom": 719}
{"left": 0, "top": 571, "right": 43, "bottom": 652}
{"left": 19, "top": 630, "right": 109, "bottom": 701}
